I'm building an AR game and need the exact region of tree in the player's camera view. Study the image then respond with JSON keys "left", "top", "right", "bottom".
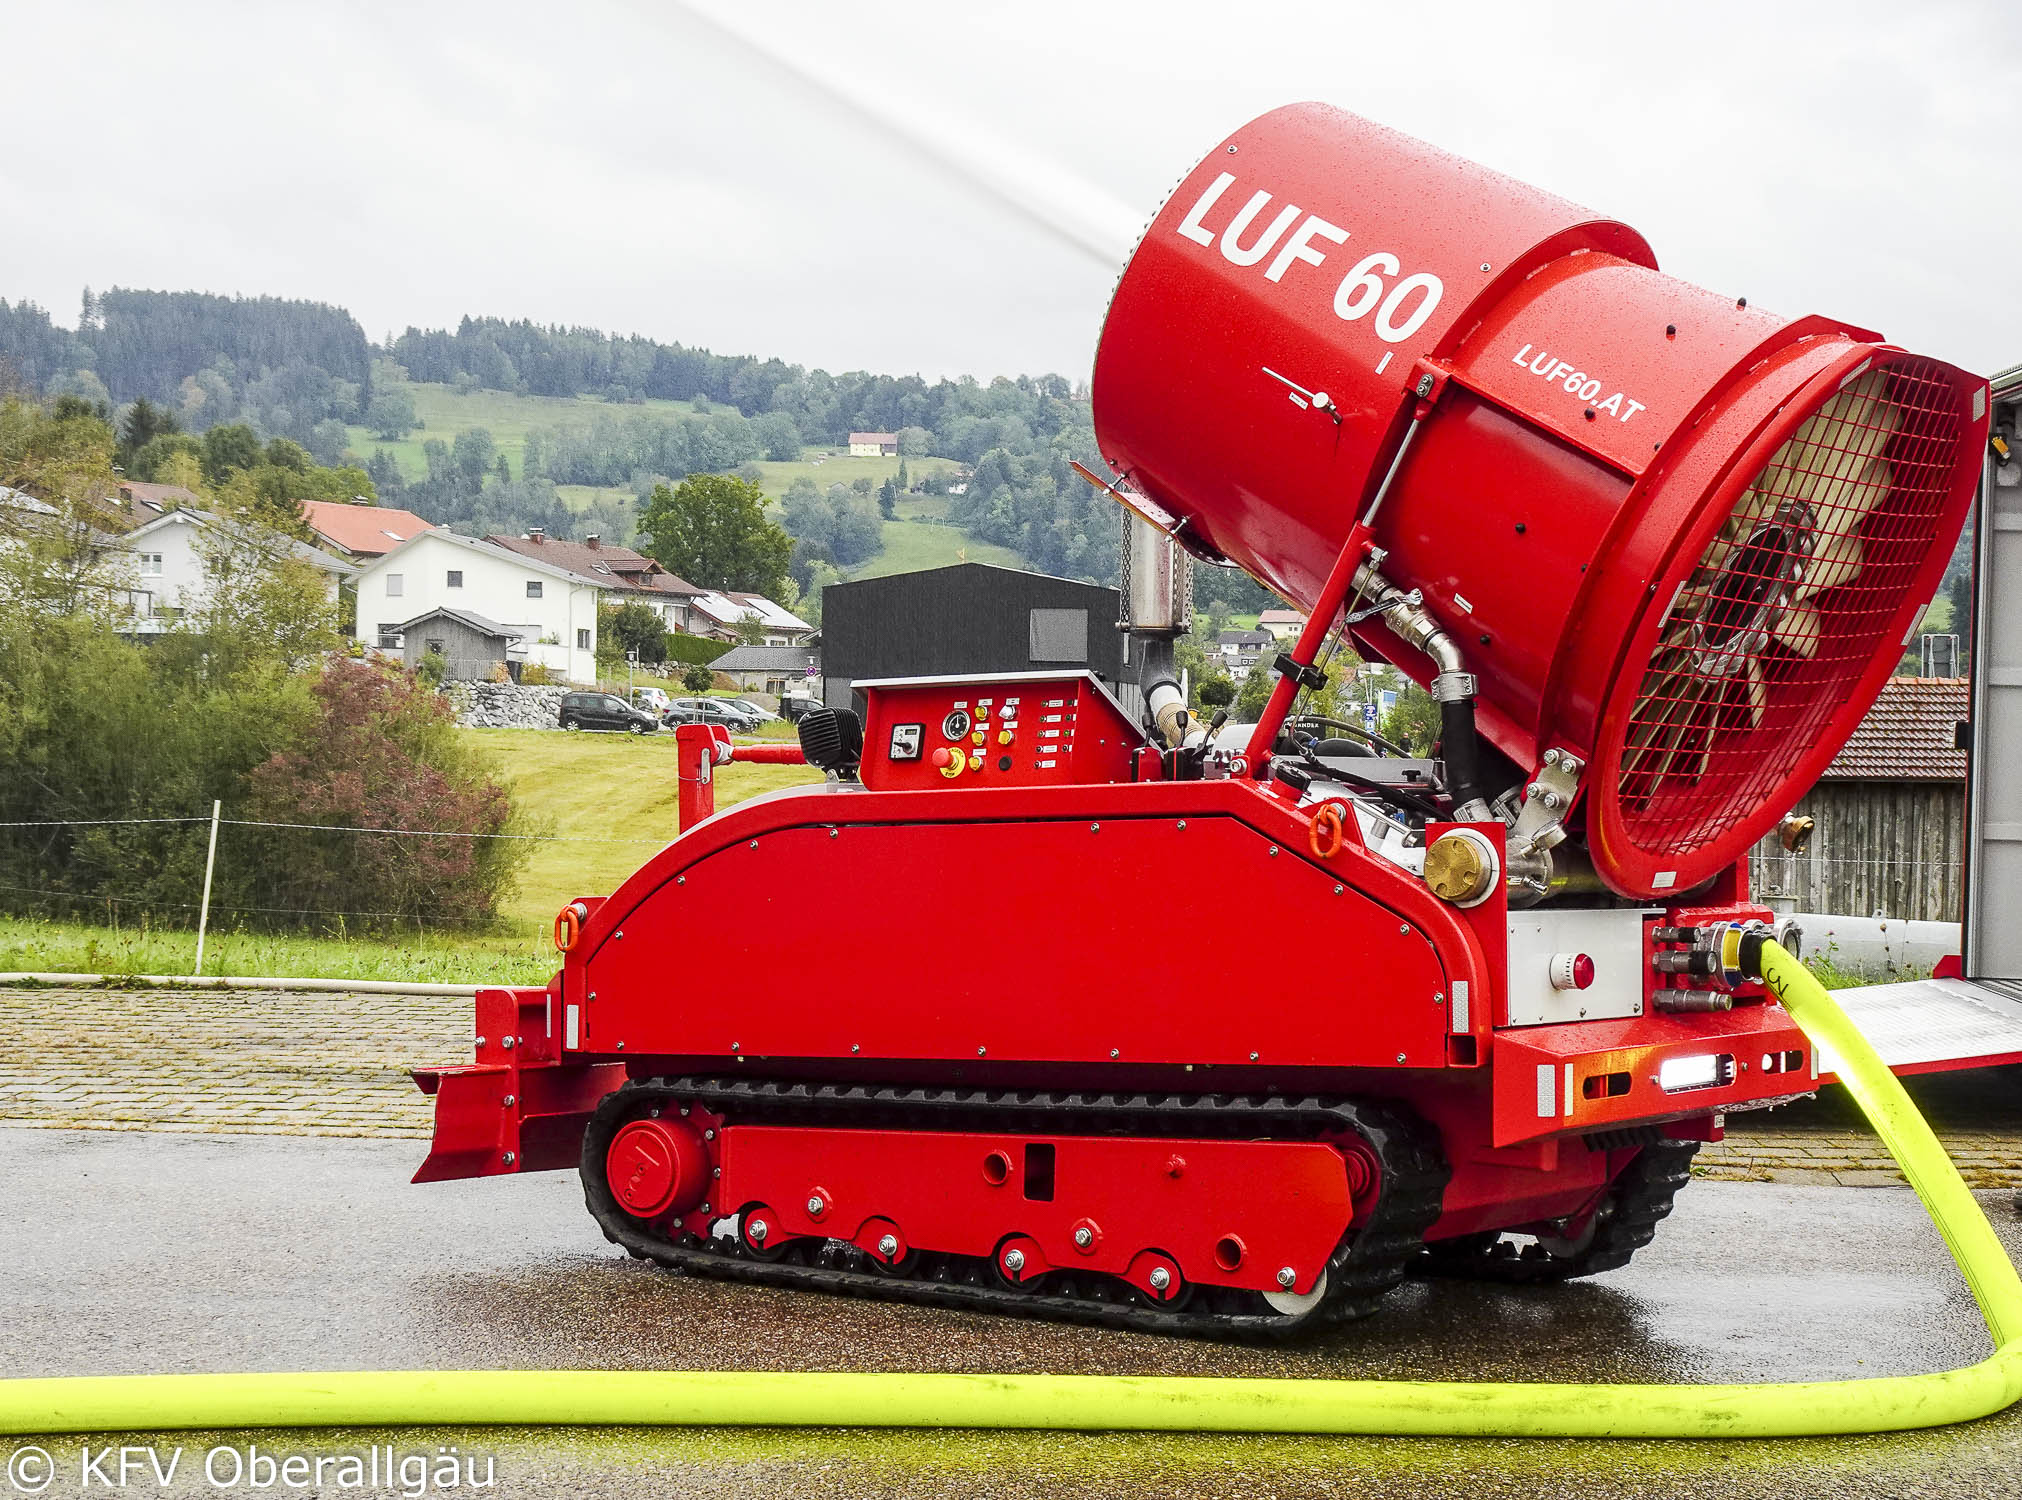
{"left": 117, "top": 397, "right": 177, "bottom": 466}
{"left": 752, "top": 411, "right": 801, "bottom": 462}
{"left": 1198, "top": 676, "right": 1236, "bottom": 709}
{"left": 897, "top": 425, "right": 932, "bottom": 457}
{"left": 734, "top": 611, "right": 767, "bottom": 646}
{"left": 601, "top": 601, "right": 669, "bottom": 664}
{"left": 263, "top": 437, "right": 311, "bottom": 472}
{"left": 1381, "top": 682, "right": 1442, "bottom": 755}
{"left": 896, "top": 459, "right": 909, "bottom": 491}
{"left": 636, "top": 473, "right": 792, "bottom": 596}
{"left": 682, "top": 663, "right": 714, "bottom": 692}
{"left": 202, "top": 423, "right": 263, "bottom": 484}
{"left": 878, "top": 478, "right": 897, "bottom": 519}
{"left": 1235, "top": 661, "right": 1275, "bottom": 722}
{"left": 366, "top": 385, "right": 417, "bottom": 439}
{"left": 1206, "top": 599, "right": 1232, "bottom": 638}
{"left": 0, "top": 395, "right": 128, "bottom": 620}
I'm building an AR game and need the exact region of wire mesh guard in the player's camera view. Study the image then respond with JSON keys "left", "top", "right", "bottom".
{"left": 1617, "top": 359, "right": 1965, "bottom": 855}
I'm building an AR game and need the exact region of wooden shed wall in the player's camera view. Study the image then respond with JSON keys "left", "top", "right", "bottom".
{"left": 1749, "top": 781, "right": 1964, "bottom": 921}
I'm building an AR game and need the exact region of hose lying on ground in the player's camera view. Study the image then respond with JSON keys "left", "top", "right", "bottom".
{"left": 4, "top": 942, "right": 2018, "bottom": 1438}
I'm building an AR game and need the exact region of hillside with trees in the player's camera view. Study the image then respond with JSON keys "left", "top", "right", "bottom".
{"left": 0, "top": 290, "right": 1165, "bottom": 612}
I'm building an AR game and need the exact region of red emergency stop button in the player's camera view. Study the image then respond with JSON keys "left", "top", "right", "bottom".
{"left": 1548, "top": 952, "right": 1597, "bottom": 991}
{"left": 932, "top": 747, "right": 964, "bottom": 779}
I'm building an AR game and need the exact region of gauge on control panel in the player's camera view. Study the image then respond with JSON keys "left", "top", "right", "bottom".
{"left": 941, "top": 708, "right": 972, "bottom": 740}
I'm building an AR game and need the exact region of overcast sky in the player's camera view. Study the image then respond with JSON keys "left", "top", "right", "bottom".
{"left": 6, "top": 0, "right": 2019, "bottom": 383}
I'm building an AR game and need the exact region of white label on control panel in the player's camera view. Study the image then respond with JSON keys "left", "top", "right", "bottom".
{"left": 1505, "top": 909, "right": 1650, "bottom": 1027}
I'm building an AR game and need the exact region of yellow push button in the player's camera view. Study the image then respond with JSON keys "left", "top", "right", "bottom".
{"left": 997, "top": 729, "right": 1014, "bottom": 745}
{"left": 972, "top": 729, "right": 987, "bottom": 746}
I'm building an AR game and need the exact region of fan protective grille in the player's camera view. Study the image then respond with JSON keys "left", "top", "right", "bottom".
{"left": 1615, "top": 357, "right": 1965, "bottom": 859}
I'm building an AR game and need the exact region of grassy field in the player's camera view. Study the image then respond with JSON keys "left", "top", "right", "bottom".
{"left": 0, "top": 916, "right": 561, "bottom": 987}
{"left": 468, "top": 727, "right": 820, "bottom": 929}
{"left": 749, "top": 450, "right": 962, "bottom": 497}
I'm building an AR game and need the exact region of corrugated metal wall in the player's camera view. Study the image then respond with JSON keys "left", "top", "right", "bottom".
{"left": 1750, "top": 781, "right": 1964, "bottom": 920}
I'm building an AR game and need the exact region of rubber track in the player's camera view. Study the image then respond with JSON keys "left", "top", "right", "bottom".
{"left": 581, "top": 1076, "right": 1450, "bottom": 1338}
{"left": 1417, "top": 1140, "right": 1701, "bottom": 1284}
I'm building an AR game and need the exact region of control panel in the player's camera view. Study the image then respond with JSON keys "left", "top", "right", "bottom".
{"left": 857, "top": 672, "right": 1146, "bottom": 791}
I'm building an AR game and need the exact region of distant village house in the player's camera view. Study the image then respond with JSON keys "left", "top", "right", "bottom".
{"left": 848, "top": 431, "right": 899, "bottom": 457}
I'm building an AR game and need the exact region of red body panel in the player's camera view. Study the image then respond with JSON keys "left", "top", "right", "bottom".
{"left": 721, "top": 1124, "right": 1356, "bottom": 1296}
{"left": 579, "top": 785, "right": 1462, "bottom": 1072}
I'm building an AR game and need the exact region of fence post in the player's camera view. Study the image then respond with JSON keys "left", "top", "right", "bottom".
{"left": 193, "top": 799, "right": 221, "bottom": 977}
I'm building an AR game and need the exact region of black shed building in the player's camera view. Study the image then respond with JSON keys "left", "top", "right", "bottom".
{"left": 821, "top": 563, "right": 1131, "bottom": 715}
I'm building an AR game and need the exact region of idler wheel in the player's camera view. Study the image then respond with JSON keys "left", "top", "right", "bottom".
{"left": 606, "top": 1116, "right": 709, "bottom": 1220}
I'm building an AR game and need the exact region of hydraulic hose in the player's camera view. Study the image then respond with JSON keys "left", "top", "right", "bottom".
{"left": 4, "top": 942, "right": 2019, "bottom": 1438}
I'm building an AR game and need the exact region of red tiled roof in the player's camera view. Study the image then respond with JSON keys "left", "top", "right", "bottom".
{"left": 1819, "top": 677, "right": 1968, "bottom": 782}
{"left": 300, "top": 500, "right": 435, "bottom": 556}
{"left": 849, "top": 431, "right": 898, "bottom": 444}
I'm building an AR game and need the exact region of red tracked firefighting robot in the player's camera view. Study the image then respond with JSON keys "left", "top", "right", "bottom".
{"left": 414, "top": 103, "right": 1985, "bottom": 1335}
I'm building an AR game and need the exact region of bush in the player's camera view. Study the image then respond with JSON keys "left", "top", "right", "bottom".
{"left": 1198, "top": 676, "right": 1236, "bottom": 709}
{"left": 665, "top": 633, "right": 731, "bottom": 667}
{"left": 682, "top": 664, "right": 714, "bottom": 692}
{"left": 519, "top": 662, "right": 556, "bottom": 685}
{"left": 235, "top": 660, "right": 527, "bottom": 928}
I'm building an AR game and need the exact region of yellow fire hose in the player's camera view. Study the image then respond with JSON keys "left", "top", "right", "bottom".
{"left": 4, "top": 942, "right": 2019, "bottom": 1438}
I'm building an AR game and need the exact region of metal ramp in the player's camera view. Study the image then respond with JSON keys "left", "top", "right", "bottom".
{"left": 1822, "top": 978, "right": 2022, "bottom": 1079}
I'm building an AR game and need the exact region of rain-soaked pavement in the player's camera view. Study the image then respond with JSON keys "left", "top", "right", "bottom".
{"left": 4, "top": 1126, "right": 2022, "bottom": 1498}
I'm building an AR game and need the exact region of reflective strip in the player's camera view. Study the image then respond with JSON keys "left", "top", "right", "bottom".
{"left": 1451, "top": 980, "right": 1470, "bottom": 1034}
{"left": 1536, "top": 1063, "right": 1556, "bottom": 1118}
{"left": 565, "top": 1004, "right": 580, "bottom": 1051}
{"left": 1565, "top": 1063, "right": 1576, "bottom": 1118}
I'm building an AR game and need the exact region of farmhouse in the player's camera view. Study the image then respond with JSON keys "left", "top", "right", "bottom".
{"left": 119, "top": 508, "right": 353, "bottom": 628}
{"left": 847, "top": 431, "right": 899, "bottom": 457}
{"left": 352, "top": 530, "right": 604, "bottom": 682}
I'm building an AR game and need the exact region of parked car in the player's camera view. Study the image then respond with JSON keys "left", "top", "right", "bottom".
{"left": 662, "top": 697, "right": 749, "bottom": 730}
{"left": 715, "top": 698, "right": 772, "bottom": 727}
{"left": 558, "top": 691, "right": 659, "bottom": 734}
{"left": 780, "top": 694, "right": 822, "bottom": 723}
{"left": 630, "top": 686, "right": 672, "bottom": 716}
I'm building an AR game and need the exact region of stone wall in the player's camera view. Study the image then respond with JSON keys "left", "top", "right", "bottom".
{"left": 446, "top": 681, "right": 569, "bottom": 730}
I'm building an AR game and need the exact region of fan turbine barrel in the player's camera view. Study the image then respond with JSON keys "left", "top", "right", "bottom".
{"left": 1090, "top": 101, "right": 1986, "bottom": 898}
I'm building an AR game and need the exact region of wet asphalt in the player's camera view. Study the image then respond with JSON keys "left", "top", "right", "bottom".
{"left": 4, "top": 1126, "right": 2022, "bottom": 1498}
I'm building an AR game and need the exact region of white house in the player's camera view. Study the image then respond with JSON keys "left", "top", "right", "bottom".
{"left": 120, "top": 509, "right": 353, "bottom": 628}
{"left": 847, "top": 431, "right": 898, "bottom": 457}
{"left": 351, "top": 530, "right": 606, "bottom": 682}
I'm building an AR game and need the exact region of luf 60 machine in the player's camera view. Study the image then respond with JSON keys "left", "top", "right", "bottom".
{"left": 415, "top": 103, "right": 1985, "bottom": 1335}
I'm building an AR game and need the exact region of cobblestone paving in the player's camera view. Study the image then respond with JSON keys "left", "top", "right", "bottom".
{"left": 1697, "top": 1064, "right": 2022, "bottom": 1189}
{"left": 0, "top": 985, "right": 464, "bottom": 1139}
{"left": 3, "top": 986, "right": 2020, "bottom": 1188}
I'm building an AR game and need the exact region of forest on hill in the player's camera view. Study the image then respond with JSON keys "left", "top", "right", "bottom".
{"left": 0, "top": 287, "right": 1278, "bottom": 617}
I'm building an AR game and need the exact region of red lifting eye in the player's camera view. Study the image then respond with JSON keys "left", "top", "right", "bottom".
{"left": 1549, "top": 953, "right": 1597, "bottom": 991}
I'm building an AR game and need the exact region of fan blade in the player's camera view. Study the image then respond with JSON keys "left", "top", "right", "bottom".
{"left": 1800, "top": 532, "right": 1864, "bottom": 597}
{"left": 1800, "top": 455, "right": 1892, "bottom": 547}
{"left": 1743, "top": 658, "right": 1766, "bottom": 728}
{"left": 1773, "top": 602, "right": 1822, "bottom": 657}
